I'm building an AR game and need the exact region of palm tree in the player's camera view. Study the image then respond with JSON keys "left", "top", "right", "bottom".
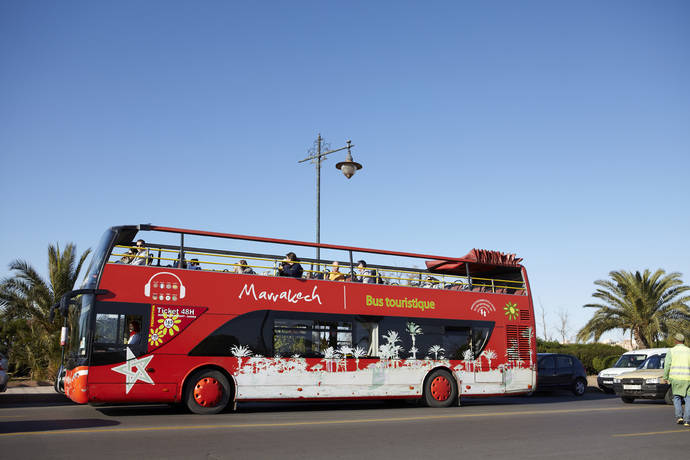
{"left": 0, "top": 243, "right": 90, "bottom": 380}
{"left": 576, "top": 269, "right": 690, "bottom": 348}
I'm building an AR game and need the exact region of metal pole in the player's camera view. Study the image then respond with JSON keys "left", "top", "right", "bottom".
{"left": 316, "top": 134, "right": 321, "bottom": 264}
{"left": 298, "top": 134, "right": 358, "bottom": 270}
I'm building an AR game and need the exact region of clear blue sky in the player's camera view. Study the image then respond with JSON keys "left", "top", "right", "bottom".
{"left": 2, "top": 1, "right": 689, "bottom": 342}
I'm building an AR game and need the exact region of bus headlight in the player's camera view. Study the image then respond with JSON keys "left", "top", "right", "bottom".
{"left": 613, "top": 377, "right": 621, "bottom": 383}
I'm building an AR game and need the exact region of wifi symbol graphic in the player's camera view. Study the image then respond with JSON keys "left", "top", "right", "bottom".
{"left": 470, "top": 299, "right": 496, "bottom": 317}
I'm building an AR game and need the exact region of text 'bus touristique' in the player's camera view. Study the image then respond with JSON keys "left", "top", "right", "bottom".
{"left": 55, "top": 225, "right": 536, "bottom": 414}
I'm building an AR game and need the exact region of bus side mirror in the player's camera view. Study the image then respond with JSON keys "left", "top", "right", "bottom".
{"left": 59, "top": 295, "right": 71, "bottom": 317}
{"left": 49, "top": 303, "right": 59, "bottom": 321}
{"left": 57, "top": 288, "right": 110, "bottom": 318}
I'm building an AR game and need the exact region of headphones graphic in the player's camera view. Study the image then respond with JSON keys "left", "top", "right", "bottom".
{"left": 144, "top": 272, "right": 186, "bottom": 299}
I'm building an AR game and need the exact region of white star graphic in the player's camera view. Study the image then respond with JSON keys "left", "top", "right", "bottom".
{"left": 111, "top": 348, "right": 154, "bottom": 394}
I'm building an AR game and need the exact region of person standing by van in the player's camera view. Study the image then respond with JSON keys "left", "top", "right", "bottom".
{"left": 663, "top": 333, "right": 690, "bottom": 426}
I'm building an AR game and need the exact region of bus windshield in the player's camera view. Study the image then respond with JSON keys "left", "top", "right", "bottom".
{"left": 66, "top": 293, "right": 95, "bottom": 366}
{"left": 80, "top": 228, "right": 117, "bottom": 289}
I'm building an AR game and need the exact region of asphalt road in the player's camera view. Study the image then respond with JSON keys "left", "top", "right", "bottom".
{"left": 1, "top": 392, "right": 687, "bottom": 460}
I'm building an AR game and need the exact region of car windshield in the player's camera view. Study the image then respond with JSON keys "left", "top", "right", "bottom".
{"left": 613, "top": 354, "right": 646, "bottom": 368}
{"left": 637, "top": 354, "right": 665, "bottom": 370}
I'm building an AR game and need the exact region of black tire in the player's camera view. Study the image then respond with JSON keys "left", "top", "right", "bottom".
{"left": 184, "top": 369, "right": 232, "bottom": 415}
{"left": 572, "top": 378, "right": 587, "bottom": 396}
{"left": 621, "top": 396, "right": 635, "bottom": 404}
{"left": 423, "top": 369, "right": 458, "bottom": 408}
{"left": 664, "top": 388, "right": 673, "bottom": 405}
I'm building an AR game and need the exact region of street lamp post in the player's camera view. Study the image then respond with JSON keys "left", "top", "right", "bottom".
{"left": 299, "top": 134, "right": 362, "bottom": 264}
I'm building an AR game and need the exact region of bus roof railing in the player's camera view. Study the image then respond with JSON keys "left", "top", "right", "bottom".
{"left": 135, "top": 224, "right": 525, "bottom": 269}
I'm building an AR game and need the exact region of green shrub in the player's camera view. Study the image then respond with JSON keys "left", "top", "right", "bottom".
{"left": 537, "top": 339, "right": 626, "bottom": 374}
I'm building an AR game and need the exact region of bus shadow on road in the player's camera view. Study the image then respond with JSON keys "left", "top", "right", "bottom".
{"left": 96, "top": 399, "right": 419, "bottom": 417}
{"left": 96, "top": 403, "right": 188, "bottom": 417}
{"left": 0, "top": 418, "right": 120, "bottom": 434}
{"left": 93, "top": 390, "right": 625, "bottom": 417}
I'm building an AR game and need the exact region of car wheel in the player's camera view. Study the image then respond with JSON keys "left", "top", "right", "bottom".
{"left": 184, "top": 369, "right": 232, "bottom": 415}
{"left": 572, "top": 378, "right": 586, "bottom": 396}
{"left": 664, "top": 388, "right": 673, "bottom": 405}
{"left": 424, "top": 369, "right": 458, "bottom": 408}
{"left": 621, "top": 396, "right": 635, "bottom": 404}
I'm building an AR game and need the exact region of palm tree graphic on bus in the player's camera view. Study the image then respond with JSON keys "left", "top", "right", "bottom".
{"left": 406, "top": 322, "right": 423, "bottom": 359}
{"left": 230, "top": 345, "right": 252, "bottom": 368}
{"left": 428, "top": 345, "right": 445, "bottom": 360}
{"left": 482, "top": 349, "right": 497, "bottom": 370}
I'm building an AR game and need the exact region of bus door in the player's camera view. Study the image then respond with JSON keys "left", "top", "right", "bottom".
{"left": 469, "top": 325, "right": 503, "bottom": 390}
{"left": 87, "top": 301, "right": 176, "bottom": 402}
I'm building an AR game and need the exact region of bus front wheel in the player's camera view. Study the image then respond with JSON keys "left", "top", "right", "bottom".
{"left": 424, "top": 369, "right": 458, "bottom": 408}
{"left": 184, "top": 369, "right": 232, "bottom": 415}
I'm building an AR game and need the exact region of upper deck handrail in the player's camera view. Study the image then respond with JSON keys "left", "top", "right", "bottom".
{"left": 146, "top": 225, "right": 524, "bottom": 268}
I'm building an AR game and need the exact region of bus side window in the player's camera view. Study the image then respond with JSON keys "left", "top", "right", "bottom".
{"left": 95, "top": 313, "right": 124, "bottom": 346}
{"left": 470, "top": 327, "right": 491, "bottom": 357}
{"left": 272, "top": 318, "right": 353, "bottom": 358}
{"left": 354, "top": 320, "right": 378, "bottom": 357}
{"left": 444, "top": 327, "right": 471, "bottom": 360}
{"left": 93, "top": 313, "right": 146, "bottom": 365}
{"left": 312, "top": 321, "right": 352, "bottom": 356}
{"left": 273, "top": 319, "right": 312, "bottom": 357}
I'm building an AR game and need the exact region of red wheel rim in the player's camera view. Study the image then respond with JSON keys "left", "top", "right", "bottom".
{"left": 193, "top": 377, "right": 223, "bottom": 407}
{"left": 430, "top": 375, "right": 452, "bottom": 401}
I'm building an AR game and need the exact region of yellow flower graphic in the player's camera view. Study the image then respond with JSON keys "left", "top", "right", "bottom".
{"left": 148, "top": 328, "right": 164, "bottom": 347}
{"left": 157, "top": 312, "right": 182, "bottom": 337}
{"left": 504, "top": 302, "right": 520, "bottom": 321}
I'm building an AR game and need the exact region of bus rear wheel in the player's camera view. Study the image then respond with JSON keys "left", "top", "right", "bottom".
{"left": 424, "top": 369, "right": 457, "bottom": 408}
{"left": 185, "top": 369, "right": 232, "bottom": 415}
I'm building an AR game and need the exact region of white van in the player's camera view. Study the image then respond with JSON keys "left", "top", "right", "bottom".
{"left": 597, "top": 348, "right": 669, "bottom": 393}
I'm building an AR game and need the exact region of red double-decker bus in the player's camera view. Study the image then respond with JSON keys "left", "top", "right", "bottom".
{"left": 57, "top": 225, "right": 536, "bottom": 414}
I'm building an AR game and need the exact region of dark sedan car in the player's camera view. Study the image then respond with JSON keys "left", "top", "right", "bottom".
{"left": 536, "top": 353, "right": 588, "bottom": 396}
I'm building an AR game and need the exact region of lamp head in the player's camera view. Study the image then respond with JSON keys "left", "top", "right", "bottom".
{"left": 335, "top": 141, "right": 362, "bottom": 179}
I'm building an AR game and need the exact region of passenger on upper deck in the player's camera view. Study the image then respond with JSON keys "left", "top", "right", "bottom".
{"left": 188, "top": 258, "right": 202, "bottom": 270}
{"left": 118, "top": 248, "right": 137, "bottom": 264}
{"left": 235, "top": 260, "right": 256, "bottom": 275}
{"left": 172, "top": 252, "right": 187, "bottom": 269}
{"left": 329, "top": 261, "right": 346, "bottom": 281}
{"left": 355, "top": 260, "right": 377, "bottom": 284}
{"left": 130, "top": 239, "right": 149, "bottom": 266}
{"left": 277, "top": 252, "right": 303, "bottom": 278}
